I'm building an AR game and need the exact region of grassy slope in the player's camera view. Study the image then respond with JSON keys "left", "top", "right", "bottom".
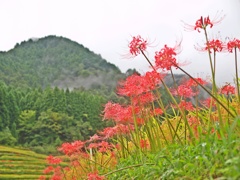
{"left": 0, "top": 146, "right": 49, "bottom": 179}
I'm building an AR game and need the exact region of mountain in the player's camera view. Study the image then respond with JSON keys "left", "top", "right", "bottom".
{"left": 0, "top": 35, "right": 124, "bottom": 91}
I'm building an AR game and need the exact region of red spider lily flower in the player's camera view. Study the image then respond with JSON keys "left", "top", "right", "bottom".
{"left": 172, "top": 85, "right": 196, "bottom": 98}
{"left": 58, "top": 140, "right": 85, "bottom": 155}
{"left": 103, "top": 102, "right": 135, "bottom": 123}
{"left": 43, "top": 166, "right": 54, "bottom": 174}
{"left": 51, "top": 174, "right": 63, "bottom": 180}
{"left": 132, "top": 92, "right": 155, "bottom": 106}
{"left": 154, "top": 43, "right": 181, "bottom": 71}
{"left": 185, "top": 77, "right": 207, "bottom": 87}
{"left": 98, "top": 141, "right": 112, "bottom": 153}
{"left": 178, "top": 100, "right": 194, "bottom": 111}
{"left": 88, "top": 171, "right": 105, "bottom": 180}
{"left": 195, "top": 39, "right": 224, "bottom": 53}
{"left": 117, "top": 74, "right": 146, "bottom": 97}
{"left": 99, "top": 124, "right": 134, "bottom": 139}
{"left": 144, "top": 70, "right": 164, "bottom": 89}
{"left": 115, "top": 124, "right": 134, "bottom": 134}
{"left": 184, "top": 13, "right": 225, "bottom": 32}
{"left": 46, "top": 155, "right": 62, "bottom": 165}
{"left": 227, "top": 38, "right": 240, "bottom": 53}
{"left": 151, "top": 108, "right": 163, "bottom": 116}
{"left": 99, "top": 127, "right": 118, "bottom": 139}
{"left": 117, "top": 72, "right": 162, "bottom": 97}
{"left": 128, "top": 35, "right": 148, "bottom": 56}
{"left": 219, "top": 84, "right": 235, "bottom": 95}
{"left": 88, "top": 134, "right": 102, "bottom": 142}
{"left": 201, "top": 97, "right": 216, "bottom": 108}
{"left": 88, "top": 142, "right": 99, "bottom": 149}
{"left": 140, "top": 139, "right": 150, "bottom": 149}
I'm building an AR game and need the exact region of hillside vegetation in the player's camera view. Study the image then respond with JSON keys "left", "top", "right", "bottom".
{"left": 0, "top": 35, "right": 133, "bottom": 154}
{"left": 0, "top": 35, "right": 124, "bottom": 91}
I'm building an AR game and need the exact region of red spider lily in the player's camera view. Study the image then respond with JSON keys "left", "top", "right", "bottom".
{"left": 154, "top": 43, "right": 181, "bottom": 71}
{"left": 103, "top": 102, "right": 136, "bottom": 123}
{"left": 140, "top": 139, "right": 150, "bottom": 149}
{"left": 88, "top": 142, "right": 99, "bottom": 149}
{"left": 117, "top": 72, "right": 162, "bottom": 97}
{"left": 144, "top": 70, "right": 164, "bottom": 89}
{"left": 115, "top": 124, "right": 134, "bottom": 134}
{"left": 43, "top": 166, "right": 54, "bottom": 174}
{"left": 195, "top": 39, "right": 224, "bottom": 53}
{"left": 51, "top": 174, "right": 63, "bottom": 180}
{"left": 46, "top": 155, "right": 62, "bottom": 165}
{"left": 88, "top": 134, "right": 102, "bottom": 142}
{"left": 128, "top": 35, "right": 148, "bottom": 56}
{"left": 184, "top": 13, "right": 225, "bottom": 32}
{"left": 172, "top": 85, "right": 196, "bottom": 98}
{"left": 132, "top": 92, "right": 155, "bottom": 106}
{"left": 58, "top": 140, "right": 86, "bottom": 155}
{"left": 227, "top": 38, "right": 240, "bottom": 53}
{"left": 178, "top": 100, "right": 194, "bottom": 111}
{"left": 151, "top": 108, "right": 163, "bottom": 116}
{"left": 185, "top": 77, "right": 207, "bottom": 87}
{"left": 99, "top": 124, "right": 134, "bottom": 139}
{"left": 117, "top": 74, "right": 146, "bottom": 97}
{"left": 98, "top": 141, "right": 113, "bottom": 153}
{"left": 88, "top": 171, "right": 105, "bottom": 180}
{"left": 99, "top": 127, "right": 118, "bottom": 139}
{"left": 219, "top": 84, "right": 235, "bottom": 95}
{"left": 201, "top": 97, "right": 216, "bottom": 108}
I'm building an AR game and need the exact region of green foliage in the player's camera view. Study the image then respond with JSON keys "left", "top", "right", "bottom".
{"left": 0, "top": 127, "right": 17, "bottom": 146}
{"left": 108, "top": 134, "right": 240, "bottom": 179}
{"left": 0, "top": 35, "right": 124, "bottom": 96}
{"left": 0, "top": 80, "right": 109, "bottom": 153}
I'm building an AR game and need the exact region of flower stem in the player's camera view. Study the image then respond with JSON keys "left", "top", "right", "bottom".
{"left": 234, "top": 47, "right": 240, "bottom": 103}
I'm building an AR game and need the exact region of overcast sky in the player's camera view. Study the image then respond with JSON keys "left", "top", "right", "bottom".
{"left": 0, "top": 0, "right": 240, "bottom": 85}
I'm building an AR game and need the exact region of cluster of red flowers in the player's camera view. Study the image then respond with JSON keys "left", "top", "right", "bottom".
{"left": 154, "top": 44, "right": 180, "bottom": 71}
{"left": 205, "top": 39, "right": 224, "bottom": 53}
{"left": 41, "top": 13, "right": 240, "bottom": 180}
{"left": 129, "top": 35, "right": 148, "bottom": 56}
{"left": 117, "top": 71, "right": 163, "bottom": 97}
{"left": 58, "top": 140, "right": 86, "bottom": 155}
{"left": 195, "top": 38, "right": 240, "bottom": 54}
{"left": 219, "top": 84, "right": 235, "bottom": 95}
{"left": 185, "top": 78, "right": 207, "bottom": 87}
{"left": 88, "top": 171, "right": 105, "bottom": 180}
{"left": 227, "top": 38, "right": 240, "bottom": 52}
{"left": 172, "top": 85, "right": 196, "bottom": 98}
{"left": 98, "top": 124, "right": 134, "bottom": 139}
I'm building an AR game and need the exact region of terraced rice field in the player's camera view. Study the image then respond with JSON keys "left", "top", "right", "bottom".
{"left": 0, "top": 146, "right": 50, "bottom": 180}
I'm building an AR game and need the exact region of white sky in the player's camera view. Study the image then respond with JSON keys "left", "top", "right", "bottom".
{"left": 0, "top": 0, "right": 240, "bottom": 85}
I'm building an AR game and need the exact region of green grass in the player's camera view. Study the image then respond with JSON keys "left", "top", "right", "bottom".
{"left": 106, "top": 134, "right": 240, "bottom": 180}
{"left": 0, "top": 146, "right": 49, "bottom": 180}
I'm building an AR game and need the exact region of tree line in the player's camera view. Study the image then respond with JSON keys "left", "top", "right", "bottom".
{"left": 0, "top": 81, "right": 108, "bottom": 154}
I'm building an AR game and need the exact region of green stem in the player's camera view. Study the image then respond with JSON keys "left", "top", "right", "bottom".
{"left": 102, "top": 163, "right": 155, "bottom": 177}
{"left": 140, "top": 48, "right": 194, "bottom": 141}
{"left": 234, "top": 47, "right": 240, "bottom": 102}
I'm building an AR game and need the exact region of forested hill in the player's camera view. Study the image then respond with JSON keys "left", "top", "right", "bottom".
{"left": 0, "top": 35, "right": 124, "bottom": 90}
